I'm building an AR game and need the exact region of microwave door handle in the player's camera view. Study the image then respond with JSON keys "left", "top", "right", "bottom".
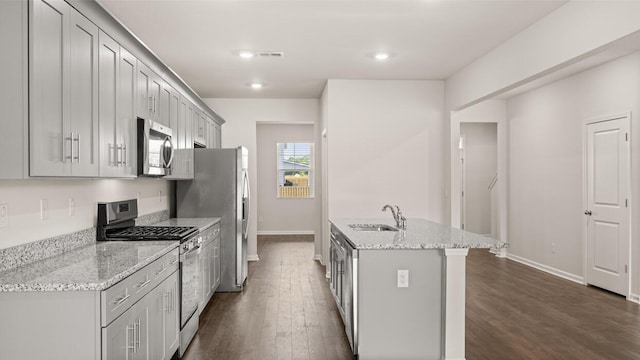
{"left": 162, "top": 136, "right": 175, "bottom": 168}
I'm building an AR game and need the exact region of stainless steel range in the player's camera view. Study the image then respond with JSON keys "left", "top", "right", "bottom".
{"left": 97, "top": 199, "right": 201, "bottom": 357}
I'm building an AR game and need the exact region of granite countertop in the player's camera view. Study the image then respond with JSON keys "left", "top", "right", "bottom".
{"left": 0, "top": 241, "right": 179, "bottom": 292}
{"left": 330, "top": 218, "right": 508, "bottom": 250}
{"left": 152, "top": 217, "right": 220, "bottom": 232}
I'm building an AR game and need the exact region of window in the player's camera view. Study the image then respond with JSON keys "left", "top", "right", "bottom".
{"left": 277, "top": 142, "right": 313, "bottom": 198}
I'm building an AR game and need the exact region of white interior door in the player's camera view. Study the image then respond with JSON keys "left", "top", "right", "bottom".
{"left": 585, "top": 116, "right": 629, "bottom": 296}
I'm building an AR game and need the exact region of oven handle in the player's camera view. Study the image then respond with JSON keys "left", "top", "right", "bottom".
{"left": 181, "top": 244, "right": 201, "bottom": 258}
{"left": 162, "top": 136, "right": 175, "bottom": 168}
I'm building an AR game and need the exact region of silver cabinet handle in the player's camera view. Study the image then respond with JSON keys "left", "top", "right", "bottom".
{"left": 122, "top": 144, "right": 127, "bottom": 166}
{"left": 65, "top": 133, "right": 74, "bottom": 162}
{"left": 134, "top": 319, "right": 140, "bottom": 351}
{"left": 127, "top": 324, "right": 135, "bottom": 353}
{"left": 113, "top": 294, "right": 130, "bottom": 305}
{"left": 137, "top": 279, "right": 152, "bottom": 289}
{"left": 156, "top": 267, "right": 167, "bottom": 276}
{"left": 73, "top": 133, "right": 80, "bottom": 163}
{"left": 170, "top": 258, "right": 179, "bottom": 266}
{"left": 148, "top": 96, "right": 153, "bottom": 112}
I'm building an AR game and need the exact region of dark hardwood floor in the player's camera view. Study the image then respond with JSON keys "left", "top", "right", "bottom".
{"left": 182, "top": 237, "right": 640, "bottom": 360}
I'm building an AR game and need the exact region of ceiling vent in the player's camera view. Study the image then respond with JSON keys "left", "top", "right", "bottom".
{"left": 256, "top": 51, "right": 284, "bottom": 58}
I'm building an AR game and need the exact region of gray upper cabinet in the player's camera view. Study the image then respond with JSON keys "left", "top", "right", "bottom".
{"left": 30, "top": 0, "right": 99, "bottom": 177}
{"left": 98, "top": 30, "right": 136, "bottom": 178}
{"left": 164, "top": 90, "right": 194, "bottom": 179}
{"left": 193, "top": 107, "right": 206, "bottom": 147}
{"left": 137, "top": 60, "right": 163, "bottom": 124}
{"left": 0, "top": 1, "right": 27, "bottom": 179}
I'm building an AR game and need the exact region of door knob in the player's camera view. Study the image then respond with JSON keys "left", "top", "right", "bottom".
{"left": 584, "top": 210, "right": 592, "bottom": 216}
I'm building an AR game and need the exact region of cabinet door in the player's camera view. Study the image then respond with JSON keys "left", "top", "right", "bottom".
{"left": 68, "top": 9, "right": 99, "bottom": 176}
{"left": 98, "top": 30, "right": 118, "bottom": 177}
{"left": 148, "top": 280, "right": 167, "bottom": 360}
{"left": 213, "top": 237, "right": 221, "bottom": 289}
{"left": 215, "top": 123, "right": 222, "bottom": 149}
{"left": 103, "top": 304, "right": 149, "bottom": 360}
{"left": 118, "top": 47, "right": 137, "bottom": 177}
{"left": 164, "top": 272, "right": 180, "bottom": 357}
{"left": 150, "top": 73, "right": 163, "bottom": 123}
{"left": 136, "top": 61, "right": 151, "bottom": 120}
{"left": 169, "top": 86, "right": 180, "bottom": 144}
{"left": 199, "top": 241, "right": 211, "bottom": 309}
{"left": 30, "top": 0, "right": 69, "bottom": 176}
{"left": 159, "top": 80, "right": 171, "bottom": 127}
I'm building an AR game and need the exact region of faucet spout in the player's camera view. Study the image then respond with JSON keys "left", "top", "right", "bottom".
{"left": 382, "top": 204, "right": 406, "bottom": 229}
{"left": 382, "top": 204, "right": 399, "bottom": 227}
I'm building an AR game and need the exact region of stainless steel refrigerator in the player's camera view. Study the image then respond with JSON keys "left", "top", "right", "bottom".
{"left": 176, "top": 147, "right": 249, "bottom": 292}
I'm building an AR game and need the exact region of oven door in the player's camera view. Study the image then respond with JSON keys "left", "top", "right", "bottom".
{"left": 138, "top": 118, "right": 175, "bottom": 176}
{"left": 179, "top": 242, "right": 200, "bottom": 329}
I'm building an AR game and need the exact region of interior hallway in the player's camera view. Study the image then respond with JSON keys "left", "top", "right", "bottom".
{"left": 183, "top": 237, "right": 640, "bottom": 360}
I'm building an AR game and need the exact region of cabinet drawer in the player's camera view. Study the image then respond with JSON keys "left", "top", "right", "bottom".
{"left": 202, "top": 223, "right": 220, "bottom": 243}
{"left": 101, "top": 248, "right": 179, "bottom": 326}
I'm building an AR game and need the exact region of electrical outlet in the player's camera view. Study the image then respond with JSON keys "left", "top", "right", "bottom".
{"left": 0, "top": 203, "right": 8, "bottom": 229}
{"left": 158, "top": 190, "right": 163, "bottom": 203}
{"left": 397, "top": 270, "right": 409, "bottom": 288}
{"left": 551, "top": 243, "right": 557, "bottom": 254}
{"left": 40, "top": 199, "right": 49, "bottom": 221}
{"left": 137, "top": 192, "right": 142, "bottom": 199}
{"left": 68, "top": 198, "right": 75, "bottom": 217}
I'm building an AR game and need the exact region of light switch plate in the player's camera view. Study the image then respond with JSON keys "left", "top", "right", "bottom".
{"left": 397, "top": 269, "right": 409, "bottom": 288}
{"left": 0, "top": 203, "right": 8, "bottom": 228}
{"left": 68, "top": 198, "right": 75, "bottom": 217}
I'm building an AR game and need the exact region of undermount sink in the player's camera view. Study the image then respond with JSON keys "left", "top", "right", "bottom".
{"left": 348, "top": 224, "right": 399, "bottom": 232}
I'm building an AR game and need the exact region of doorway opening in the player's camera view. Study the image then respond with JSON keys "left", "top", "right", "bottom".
{"left": 460, "top": 123, "right": 498, "bottom": 237}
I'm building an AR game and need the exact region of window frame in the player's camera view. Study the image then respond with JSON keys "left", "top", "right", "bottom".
{"left": 276, "top": 142, "right": 314, "bottom": 199}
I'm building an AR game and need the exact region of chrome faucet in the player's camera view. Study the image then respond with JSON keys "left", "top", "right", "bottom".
{"left": 382, "top": 204, "right": 406, "bottom": 229}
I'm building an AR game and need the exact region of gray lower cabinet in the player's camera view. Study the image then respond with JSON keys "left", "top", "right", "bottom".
{"left": 98, "top": 30, "right": 137, "bottom": 178}
{"left": 102, "top": 298, "right": 149, "bottom": 360}
{"left": 198, "top": 223, "right": 221, "bottom": 313}
{"left": 0, "top": 248, "right": 179, "bottom": 360}
{"left": 30, "top": 0, "right": 100, "bottom": 177}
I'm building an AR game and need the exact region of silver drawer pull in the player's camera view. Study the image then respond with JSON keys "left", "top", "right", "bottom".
{"left": 156, "top": 267, "right": 167, "bottom": 276}
{"left": 113, "top": 294, "right": 130, "bottom": 305}
{"left": 137, "top": 279, "right": 152, "bottom": 289}
{"left": 170, "top": 258, "right": 179, "bottom": 265}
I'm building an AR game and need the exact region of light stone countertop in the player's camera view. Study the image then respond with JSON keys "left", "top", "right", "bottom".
{"left": 330, "top": 218, "right": 508, "bottom": 250}
{"left": 0, "top": 241, "right": 179, "bottom": 292}
{"left": 151, "top": 217, "right": 220, "bottom": 232}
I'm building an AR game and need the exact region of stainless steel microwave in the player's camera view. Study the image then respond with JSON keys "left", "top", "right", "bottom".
{"left": 137, "top": 118, "right": 175, "bottom": 176}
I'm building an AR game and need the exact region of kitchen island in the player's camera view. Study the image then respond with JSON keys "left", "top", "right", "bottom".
{"left": 329, "top": 218, "right": 507, "bottom": 360}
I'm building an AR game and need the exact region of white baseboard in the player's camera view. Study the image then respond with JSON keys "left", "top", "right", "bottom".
{"left": 248, "top": 255, "right": 259, "bottom": 262}
{"left": 257, "top": 230, "right": 315, "bottom": 235}
{"left": 506, "top": 253, "right": 584, "bottom": 285}
{"left": 629, "top": 293, "right": 640, "bottom": 304}
{"left": 489, "top": 248, "right": 507, "bottom": 258}
{"left": 313, "top": 254, "right": 322, "bottom": 261}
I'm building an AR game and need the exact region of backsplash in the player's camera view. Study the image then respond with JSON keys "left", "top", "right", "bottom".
{"left": 0, "top": 209, "right": 170, "bottom": 273}
{"left": 0, "top": 179, "right": 171, "bottom": 250}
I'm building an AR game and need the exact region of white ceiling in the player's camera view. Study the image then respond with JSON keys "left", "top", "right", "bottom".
{"left": 99, "top": 0, "right": 566, "bottom": 99}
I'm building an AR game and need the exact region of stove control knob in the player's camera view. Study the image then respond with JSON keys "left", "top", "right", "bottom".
{"left": 182, "top": 243, "right": 190, "bottom": 252}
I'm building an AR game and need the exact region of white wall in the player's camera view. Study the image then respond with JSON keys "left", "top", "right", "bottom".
{"left": 204, "top": 98, "right": 322, "bottom": 260}
{"left": 446, "top": 1, "right": 640, "bottom": 111}
{"left": 324, "top": 80, "right": 445, "bottom": 221}
{"left": 506, "top": 52, "right": 640, "bottom": 294}
{"left": 0, "top": 179, "right": 171, "bottom": 249}
{"left": 256, "top": 123, "right": 316, "bottom": 234}
{"left": 460, "top": 123, "right": 497, "bottom": 235}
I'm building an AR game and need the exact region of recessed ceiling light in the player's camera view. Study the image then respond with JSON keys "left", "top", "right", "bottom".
{"left": 239, "top": 51, "right": 255, "bottom": 59}
{"left": 374, "top": 52, "right": 390, "bottom": 61}
{"left": 250, "top": 82, "right": 264, "bottom": 90}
